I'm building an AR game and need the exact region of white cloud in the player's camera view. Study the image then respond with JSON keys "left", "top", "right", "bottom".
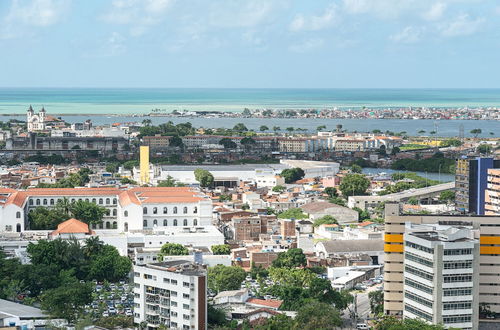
{"left": 342, "top": 0, "right": 418, "bottom": 19}
{"left": 289, "top": 38, "right": 324, "bottom": 53}
{"left": 423, "top": 2, "right": 446, "bottom": 21}
{"left": 289, "top": 4, "right": 338, "bottom": 32}
{"left": 389, "top": 26, "right": 423, "bottom": 43}
{"left": 440, "top": 14, "right": 483, "bottom": 37}
{"left": 208, "top": 0, "right": 285, "bottom": 28}
{"left": 1, "top": 0, "right": 70, "bottom": 39}
{"left": 102, "top": 0, "right": 173, "bottom": 36}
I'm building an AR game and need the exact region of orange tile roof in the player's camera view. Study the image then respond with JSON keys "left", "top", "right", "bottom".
{"left": 51, "top": 218, "right": 94, "bottom": 236}
{"left": 358, "top": 221, "right": 375, "bottom": 227}
{"left": 246, "top": 298, "right": 283, "bottom": 309}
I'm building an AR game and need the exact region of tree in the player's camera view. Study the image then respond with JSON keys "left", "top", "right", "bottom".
{"left": 259, "top": 125, "right": 269, "bottom": 131}
{"left": 272, "top": 185, "right": 286, "bottom": 193}
{"left": 207, "top": 304, "right": 229, "bottom": 327}
{"left": 194, "top": 168, "right": 214, "bottom": 187}
{"left": 407, "top": 197, "right": 419, "bottom": 205}
{"left": 477, "top": 144, "right": 492, "bottom": 154}
{"left": 369, "top": 290, "right": 384, "bottom": 315}
{"left": 339, "top": 173, "right": 371, "bottom": 196}
{"left": 353, "top": 206, "right": 370, "bottom": 221}
{"left": 219, "top": 137, "right": 237, "bottom": 149}
{"left": 295, "top": 300, "right": 342, "bottom": 330}
{"left": 286, "top": 127, "right": 295, "bottom": 132}
{"left": 277, "top": 208, "right": 307, "bottom": 220}
{"left": 158, "top": 175, "right": 184, "bottom": 187}
{"left": 105, "top": 163, "right": 119, "bottom": 173}
{"left": 233, "top": 123, "right": 248, "bottom": 132}
{"left": 280, "top": 167, "right": 305, "bottom": 183}
{"left": 120, "top": 177, "right": 137, "bottom": 185}
{"left": 159, "top": 243, "right": 188, "bottom": 256}
{"left": 378, "top": 145, "right": 387, "bottom": 156}
{"left": 95, "top": 315, "right": 134, "bottom": 329}
{"left": 40, "top": 273, "right": 93, "bottom": 323}
{"left": 253, "top": 314, "right": 295, "bottom": 330}
{"left": 470, "top": 128, "right": 482, "bottom": 138}
{"left": 324, "top": 187, "right": 338, "bottom": 198}
{"left": 268, "top": 267, "right": 316, "bottom": 287}
{"left": 28, "top": 207, "right": 69, "bottom": 230}
{"left": 440, "top": 138, "right": 462, "bottom": 147}
{"left": 313, "top": 215, "right": 338, "bottom": 227}
{"left": 88, "top": 245, "right": 132, "bottom": 282}
{"left": 142, "top": 119, "right": 152, "bottom": 126}
{"left": 439, "top": 190, "right": 455, "bottom": 204}
{"left": 169, "top": 135, "right": 184, "bottom": 148}
{"left": 240, "top": 137, "right": 256, "bottom": 149}
{"left": 374, "top": 316, "right": 448, "bottom": 330}
{"left": 211, "top": 244, "right": 231, "bottom": 255}
{"left": 219, "top": 194, "right": 232, "bottom": 202}
{"left": 69, "top": 200, "right": 107, "bottom": 226}
{"left": 272, "top": 248, "right": 306, "bottom": 268}
{"left": 208, "top": 265, "right": 246, "bottom": 293}
{"left": 372, "top": 129, "right": 382, "bottom": 134}
{"left": 317, "top": 125, "right": 326, "bottom": 131}
{"left": 351, "top": 164, "right": 362, "bottom": 173}
{"left": 390, "top": 146, "right": 400, "bottom": 155}
{"left": 273, "top": 126, "right": 281, "bottom": 132}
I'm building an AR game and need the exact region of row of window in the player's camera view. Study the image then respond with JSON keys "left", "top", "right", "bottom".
{"left": 143, "top": 219, "right": 198, "bottom": 227}
{"left": 405, "top": 241, "right": 434, "bottom": 254}
{"left": 405, "top": 278, "right": 433, "bottom": 294}
{"left": 443, "top": 274, "right": 473, "bottom": 283}
{"left": 444, "top": 248, "right": 473, "bottom": 256}
{"left": 443, "top": 301, "right": 472, "bottom": 310}
{"left": 405, "top": 252, "right": 433, "bottom": 268}
{"left": 143, "top": 206, "right": 197, "bottom": 215}
{"left": 405, "top": 291, "right": 433, "bottom": 308}
{"left": 443, "top": 288, "right": 472, "bottom": 297}
{"left": 443, "top": 314, "right": 472, "bottom": 324}
{"left": 404, "top": 304, "right": 432, "bottom": 322}
{"left": 405, "top": 265, "right": 434, "bottom": 281}
{"left": 444, "top": 260, "right": 473, "bottom": 270}
{"left": 29, "top": 197, "right": 117, "bottom": 206}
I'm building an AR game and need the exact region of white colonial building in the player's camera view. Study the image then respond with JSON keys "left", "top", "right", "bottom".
{"left": 0, "top": 187, "right": 212, "bottom": 234}
{"left": 26, "top": 106, "right": 47, "bottom": 132}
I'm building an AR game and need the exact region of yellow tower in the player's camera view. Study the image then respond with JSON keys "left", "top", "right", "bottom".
{"left": 140, "top": 146, "right": 150, "bottom": 184}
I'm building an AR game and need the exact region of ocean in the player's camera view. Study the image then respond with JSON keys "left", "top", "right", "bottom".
{"left": 0, "top": 88, "right": 499, "bottom": 137}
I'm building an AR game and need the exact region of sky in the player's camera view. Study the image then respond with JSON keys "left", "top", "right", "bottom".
{"left": 0, "top": 0, "right": 500, "bottom": 88}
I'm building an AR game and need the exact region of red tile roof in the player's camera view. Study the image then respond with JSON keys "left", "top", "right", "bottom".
{"left": 246, "top": 298, "right": 283, "bottom": 309}
{"left": 51, "top": 218, "right": 94, "bottom": 236}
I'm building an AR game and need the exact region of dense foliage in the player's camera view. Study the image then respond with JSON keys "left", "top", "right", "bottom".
{"left": 194, "top": 168, "right": 214, "bottom": 187}
{"left": 271, "top": 248, "right": 307, "bottom": 268}
{"left": 391, "top": 152, "right": 455, "bottom": 173}
{"left": 280, "top": 167, "right": 305, "bottom": 183}
{"left": 211, "top": 244, "right": 231, "bottom": 255}
{"left": 159, "top": 243, "right": 189, "bottom": 256}
{"left": 313, "top": 215, "right": 338, "bottom": 227}
{"left": 208, "top": 265, "right": 246, "bottom": 293}
{"left": 339, "top": 173, "right": 371, "bottom": 196}
{"left": 277, "top": 208, "right": 308, "bottom": 220}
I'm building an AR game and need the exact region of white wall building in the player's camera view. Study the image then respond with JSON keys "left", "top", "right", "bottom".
{"left": 133, "top": 260, "right": 207, "bottom": 329}
{"left": 403, "top": 223, "right": 479, "bottom": 330}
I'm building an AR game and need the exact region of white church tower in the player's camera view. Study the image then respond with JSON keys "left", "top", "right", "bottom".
{"left": 27, "top": 106, "right": 47, "bottom": 132}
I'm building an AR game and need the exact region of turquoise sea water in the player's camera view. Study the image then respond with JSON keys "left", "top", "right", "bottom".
{"left": 1, "top": 88, "right": 500, "bottom": 114}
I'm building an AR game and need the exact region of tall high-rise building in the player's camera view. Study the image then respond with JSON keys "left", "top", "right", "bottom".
{"left": 383, "top": 203, "right": 500, "bottom": 319}
{"left": 133, "top": 260, "right": 207, "bottom": 329}
{"left": 455, "top": 157, "right": 500, "bottom": 215}
{"left": 140, "top": 145, "right": 150, "bottom": 185}
{"left": 403, "top": 223, "right": 479, "bottom": 330}
{"left": 485, "top": 169, "right": 500, "bottom": 215}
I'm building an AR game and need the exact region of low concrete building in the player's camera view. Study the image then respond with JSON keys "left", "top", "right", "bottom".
{"left": 300, "top": 201, "right": 359, "bottom": 224}
{"left": 315, "top": 239, "right": 384, "bottom": 265}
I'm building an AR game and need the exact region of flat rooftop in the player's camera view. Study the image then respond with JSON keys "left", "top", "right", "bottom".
{"left": 145, "top": 260, "right": 206, "bottom": 276}
{"left": 0, "top": 299, "right": 46, "bottom": 319}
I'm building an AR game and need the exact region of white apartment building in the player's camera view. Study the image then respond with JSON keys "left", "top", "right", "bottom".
{"left": 133, "top": 260, "right": 207, "bottom": 329}
{"left": 403, "top": 223, "right": 479, "bottom": 330}
{"left": 0, "top": 187, "right": 212, "bottom": 233}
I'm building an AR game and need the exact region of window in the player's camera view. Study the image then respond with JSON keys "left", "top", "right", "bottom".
{"left": 171, "top": 280, "right": 177, "bottom": 285}
{"left": 43, "top": 199, "right": 47, "bottom": 205}
{"left": 405, "top": 265, "right": 433, "bottom": 281}
{"left": 29, "top": 199, "right": 33, "bottom": 205}
{"left": 124, "top": 210, "right": 128, "bottom": 217}
{"left": 171, "top": 301, "right": 177, "bottom": 307}
{"left": 183, "top": 304, "right": 189, "bottom": 310}
{"left": 194, "top": 207, "right": 197, "bottom": 214}
{"left": 183, "top": 207, "right": 188, "bottom": 214}
{"left": 444, "top": 261, "right": 473, "bottom": 269}
{"left": 174, "top": 219, "right": 178, "bottom": 226}
{"left": 163, "top": 278, "right": 170, "bottom": 283}
{"left": 183, "top": 314, "right": 190, "bottom": 320}
{"left": 183, "top": 282, "right": 190, "bottom": 288}
{"left": 106, "top": 198, "right": 110, "bottom": 205}
{"left": 163, "top": 220, "right": 168, "bottom": 226}
{"left": 99, "top": 198, "right": 103, "bottom": 204}
{"left": 444, "top": 274, "right": 473, "bottom": 283}
{"left": 50, "top": 199, "right": 54, "bottom": 205}
{"left": 183, "top": 219, "right": 188, "bottom": 226}
{"left": 405, "top": 279, "right": 433, "bottom": 294}
{"left": 406, "top": 252, "right": 433, "bottom": 267}
{"left": 173, "top": 207, "right": 178, "bottom": 214}
{"left": 443, "top": 288, "right": 472, "bottom": 296}
{"left": 36, "top": 199, "right": 40, "bottom": 205}
{"left": 92, "top": 198, "right": 96, "bottom": 203}
{"left": 171, "top": 291, "right": 177, "bottom": 297}
{"left": 112, "top": 221, "right": 117, "bottom": 229}
{"left": 143, "top": 220, "right": 148, "bottom": 227}
{"left": 113, "top": 209, "right": 117, "bottom": 216}
{"left": 444, "top": 248, "right": 472, "bottom": 255}
{"left": 16, "top": 211, "right": 21, "bottom": 219}
{"left": 193, "top": 219, "right": 197, "bottom": 226}
{"left": 153, "top": 219, "right": 158, "bottom": 226}
{"left": 405, "top": 292, "right": 432, "bottom": 308}
{"left": 183, "top": 293, "right": 190, "bottom": 299}
{"left": 153, "top": 207, "right": 157, "bottom": 214}
{"left": 113, "top": 198, "right": 117, "bottom": 204}
{"left": 106, "top": 222, "right": 111, "bottom": 229}
{"left": 405, "top": 241, "right": 434, "bottom": 254}
{"left": 163, "top": 207, "right": 168, "bottom": 214}
{"left": 143, "top": 207, "right": 147, "bottom": 214}
{"left": 443, "top": 301, "right": 472, "bottom": 310}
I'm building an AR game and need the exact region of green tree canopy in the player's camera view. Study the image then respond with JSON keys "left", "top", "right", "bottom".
{"left": 208, "top": 265, "right": 246, "bottom": 293}
{"left": 259, "top": 125, "right": 269, "bottom": 131}
{"left": 211, "top": 244, "right": 231, "bottom": 255}
{"left": 159, "top": 243, "right": 189, "bottom": 256}
{"left": 369, "top": 290, "right": 384, "bottom": 315}
{"left": 439, "top": 190, "right": 455, "bottom": 204}
{"left": 194, "top": 168, "right": 214, "bottom": 187}
{"left": 277, "top": 208, "right": 307, "bottom": 220}
{"left": 339, "top": 173, "right": 371, "bottom": 196}
{"left": 271, "top": 248, "right": 307, "bottom": 268}
{"left": 69, "top": 200, "right": 107, "bottom": 225}
{"left": 351, "top": 164, "right": 363, "bottom": 173}
{"left": 233, "top": 123, "right": 248, "bottom": 132}
{"left": 313, "top": 215, "right": 338, "bottom": 227}
{"left": 219, "top": 137, "right": 237, "bottom": 149}
{"left": 272, "top": 185, "right": 286, "bottom": 193}
{"left": 477, "top": 144, "right": 492, "bottom": 154}
{"left": 294, "top": 300, "right": 342, "bottom": 330}
{"left": 280, "top": 167, "right": 305, "bottom": 183}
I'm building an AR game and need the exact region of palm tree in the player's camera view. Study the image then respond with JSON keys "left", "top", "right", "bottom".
{"left": 56, "top": 197, "right": 72, "bottom": 217}
{"left": 273, "top": 126, "right": 281, "bottom": 132}
{"left": 83, "top": 236, "right": 104, "bottom": 257}
{"left": 142, "top": 119, "right": 152, "bottom": 126}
